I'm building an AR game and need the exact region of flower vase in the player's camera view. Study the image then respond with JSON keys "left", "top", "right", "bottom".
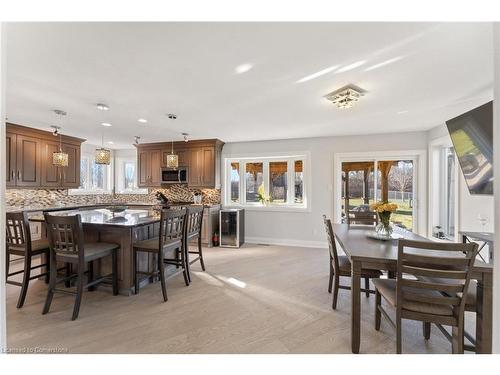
{"left": 376, "top": 212, "right": 393, "bottom": 237}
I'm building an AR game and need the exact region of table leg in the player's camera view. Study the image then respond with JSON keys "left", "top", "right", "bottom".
{"left": 351, "top": 260, "right": 362, "bottom": 353}
{"left": 476, "top": 272, "right": 493, "bottom": 353}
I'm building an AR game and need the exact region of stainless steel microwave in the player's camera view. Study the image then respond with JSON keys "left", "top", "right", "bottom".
{"left": 161, "top": 167, "right": 188, "bottom": 184}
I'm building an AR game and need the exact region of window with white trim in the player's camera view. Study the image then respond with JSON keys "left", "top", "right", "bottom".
{"left": 115, "top": 157, "right": 148, "bottom": 194}
{"left": 224, "top": 155, "right": 307, "bottom": 209}
{"left": 69, "top": 153, "right": 113, "bottom": 194}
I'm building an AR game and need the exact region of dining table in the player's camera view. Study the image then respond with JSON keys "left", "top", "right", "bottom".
{"left": 332, "top": 223, "right": 493, "bottom": 354}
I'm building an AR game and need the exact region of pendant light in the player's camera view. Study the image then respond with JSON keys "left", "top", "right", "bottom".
{"left": 95, "top": 131, "right": 111, "bottom": 165}
{"left": 166, "top": 114, "right": 178, "bottom": 169}
{"left": 51, "top": 110, "right": 69, "bottom": 167}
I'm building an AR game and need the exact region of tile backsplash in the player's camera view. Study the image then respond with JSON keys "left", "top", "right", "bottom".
{"left": 6, "top": 185, "right": 220, "bottom": 210}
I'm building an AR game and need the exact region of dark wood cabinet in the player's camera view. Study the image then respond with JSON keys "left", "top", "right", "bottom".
{"left": 138, "top": 149, "right": 162, "bottom": 187}
{"left": 6, "top": 123, "right": 85, "bottom": 189}
{"left": 137, "top": 139, "right": 224, "bottom": 188}
{"left": 6, "top": 132, "right": 16, "bottom": 187}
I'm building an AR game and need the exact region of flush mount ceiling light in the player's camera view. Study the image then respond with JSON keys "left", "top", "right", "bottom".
{"left": 324, "top": 84, "right": 366, "bottom": 109}
{"left": 51, "top": 110, "right": 69, "bottom": 167}
{"left": 97, "top": 103, "right": 109, "bottom": 111}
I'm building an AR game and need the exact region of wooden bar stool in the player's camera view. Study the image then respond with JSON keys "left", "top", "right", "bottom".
{"left": 6, "top": 211, "right": 51, "bottom": 308}
{"left": 133, "top": 208, "right": 189, "bottom": 302}
{"left": 184, "top": 205, "right": 205, "bottom": 283}
{"left": 43, "top": 213, "right": 120, "bottom": 321}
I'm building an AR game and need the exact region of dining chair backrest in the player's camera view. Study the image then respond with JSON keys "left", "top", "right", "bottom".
{"left": 347, "top": 210, "right": 378, "bottom": 226}
{"left": 6, "top": 211, "right": 32, "bottom": 251}
{"left": 396, "top": 239, "right": 478, "bottom": 320}
{"left": 44, "top": 213, "right": 85, "bottom": 261}
{"left": 185, "top": 205, "right": 204, "bottom": 240}
{"left": 323, "top": 215, "right": 340, "bottom": 273}
{"left": 159, "top": 208, "right": 187, "bottom": 248}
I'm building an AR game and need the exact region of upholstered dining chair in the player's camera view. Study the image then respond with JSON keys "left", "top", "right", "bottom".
{"left": 323, "top": 215, "right": 382, "bottom": 309}
{"left": 43, "top": 213, "right": 120, "bottom": 320}
{"left": 6, "top": 211, "right": 50, "bottom": 308}
{"left": 373, "top": 239, "right": 478, "bottom": 354}
{"left": 133, "top": 208, "right": 189, "bottom": 301}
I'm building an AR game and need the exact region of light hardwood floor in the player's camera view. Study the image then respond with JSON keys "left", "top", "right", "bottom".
{"left": 6, "top": 244, "right": 472, "bottom": 353}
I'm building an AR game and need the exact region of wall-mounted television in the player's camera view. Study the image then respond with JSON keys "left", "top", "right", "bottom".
{"left": 445, "top": 101, "right": 493, "bottom": 195}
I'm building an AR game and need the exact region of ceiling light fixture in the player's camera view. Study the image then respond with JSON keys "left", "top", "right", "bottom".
{"left": 182, "top": 132, "right": 189, "bottom": 142}
{"left": 95, "top": 130, "right": 111, "bottom": 165}
{"left": 364, "top": 56, "right": 404, "bottom": 72}
{"left": 51, "top": 110, "right": 69, "bottom": 167}
{"left": 138, "top": 118, "right": 148, "bottom": 123}
{"left": 235, "top": 63, "right": 253, "bottom": 74}
{"left": 97, "top": 103, "right": 109, "bottom": 111}
{"left": 336, "top": 60, "right": 366, "bottom": 73}
{"left": 295, "top": 65, "right": 340, "bottom": 83}
{"left": 166, "top": 114, "right": 178, "bottom": 169}
{"left": 397, "top": 110, "right": 409, "bottom": 114}
{"left": 101, "top": 122, "right": 112, "bottom": 127}
{"left": 324, "top": 84, "right": 365, "bottom": 109}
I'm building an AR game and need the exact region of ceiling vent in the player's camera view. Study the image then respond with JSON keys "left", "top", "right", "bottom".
{"left": 324, "top": 84, "right": 366, "bottom": 109}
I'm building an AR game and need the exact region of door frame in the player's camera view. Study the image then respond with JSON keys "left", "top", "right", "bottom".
{"left": 333, "top": 149, "right": 427, "bottom": 236}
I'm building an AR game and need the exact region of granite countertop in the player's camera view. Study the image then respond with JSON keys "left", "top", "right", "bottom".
{"left": 30, "top": 208, "right": 161, "bottom": 227}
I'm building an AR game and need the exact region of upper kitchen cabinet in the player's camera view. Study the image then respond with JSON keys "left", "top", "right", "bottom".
{"left": 136, "top": 139, "right": 224, "bottom": 188}
{"left": 6, "top": 123, "right": 85, "bottom": 188}
{"left": 137, "top": 148, "right": 162, "bottom": 187}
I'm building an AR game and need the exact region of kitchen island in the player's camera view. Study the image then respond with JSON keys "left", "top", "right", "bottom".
{"left": 31, "top": 207, "right": 168, "bottom": 295}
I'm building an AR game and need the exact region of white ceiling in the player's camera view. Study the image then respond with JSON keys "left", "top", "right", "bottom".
{"left": 5, "top": 22, "right": 493, "bottom": 149}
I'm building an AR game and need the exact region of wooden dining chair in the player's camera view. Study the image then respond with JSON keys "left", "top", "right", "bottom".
{"left": 184, "top": 205, "right": 205, "bottom": 282}
{"left": 323, "top": 215, "right": 382, "bottom": 309}
{"left": 43, "top": 213, "right": 120, "bottom": 320}
{"left": 347, "top": 211, "right": 378, "bottom": 226}
{"left": 133, "top": 208, "right": 189, "bottom": 301}
{"left": 6, "top": 212, "right": 51, "bottom": 308}
{"left": 373, "top": 239, "right": 478, "bottom": 353}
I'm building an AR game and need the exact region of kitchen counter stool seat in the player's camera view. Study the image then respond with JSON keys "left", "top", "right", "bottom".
{"left": 133, "top": 208, "right": 189, "bottom": 302}
{"left": 6, "top": 212, "right": 51, "bottom": 308}
{"left": 43, "top": 213, "right": 120, "bottom": 321}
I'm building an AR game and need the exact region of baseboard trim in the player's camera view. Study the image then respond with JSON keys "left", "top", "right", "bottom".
{"left": 245, "top": 236, "right": 327, "bottom": 249}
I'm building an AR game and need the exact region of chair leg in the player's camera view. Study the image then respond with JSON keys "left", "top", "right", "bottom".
{"left": 396, "top": 310, "right": 402, "bottom": 354}
{"left": 44, "top": 251, "right": 50, "bottom": 284}
{"left": 198, "top": 237, "right": 206, "bottom": 271}
{"left": 17, "top": 254, "right": 32, "bottom": 308}
{"left": 328, "top": 262, "right": 333, "bottom": 293}
{"left": 87, "top": 260, "right": 95, "bottom": 291}
{"left": 184, "top": 242, "right": 192, "bottom": 283}
{"left": 72, "top": 264, "right": 85, "bottom": 321}
{"left": 158, "top": 249, "right": 168, "bottom": 302}
{"left": 65, "top": 263, "right": 72, "bottom": 288}
{"left": 375, "top": 290, "right": 381, "bottom": 331}
{"left": 332, "top": 275, "right": 340, "bottom": 310}
{"left": 452, "top": 324, "right": 464, "bottom": 354}
{"left": 42, "top": 252, "right": 57, "bottom": 315}
{"left": 134, "top": 249, "right": 140, "bottom": 295}
{"left": 364, "top": 277, "right": 370, "bottom": 298}
{"left": 112, "top": 249, "right": 119, "bottom": 296}
{"left": 180, "top": 248, "right": 190, "bottom": 287}
{"left": 5, "top": 250, "right": 10, "bottom": 283}
{"left": 175, "top": 246, "right": 180, "bottom": 269}
{"left": 423, "top": 322, "right": 431, "bottom": 340}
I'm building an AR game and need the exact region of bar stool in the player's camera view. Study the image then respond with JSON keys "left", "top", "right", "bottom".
{"left": 133, "top": 208, "right": 189, "bottom": 302}
{"left": 184, "top": 205, "right": 205, "bottom": 283}
{"left": 6, "top": 212, "right": 51, "bottom": 308}
{"left": 43, "top": 213, "right": 120, "bottom": 321}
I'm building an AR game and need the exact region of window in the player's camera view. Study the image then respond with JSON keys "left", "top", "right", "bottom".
{"left": 70, "top": 154, "right": 113, "bottom": 194}
{"left": 115, "top": 157, "right": 147, "bottom": 194}
{"left": 224, "top": 155, "right": 308, "bottom": 209}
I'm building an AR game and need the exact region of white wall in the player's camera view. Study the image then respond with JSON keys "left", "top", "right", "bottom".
{"left": 222, "top": 131, "right": 428, "bottom": 247}
{"left": 427, "top": 124, "right": 495, "bottom": 233}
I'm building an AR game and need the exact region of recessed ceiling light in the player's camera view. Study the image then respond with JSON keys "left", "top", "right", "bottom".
{"left": 364, "top": 56, "right": 404, "bottom": 72}
{"left": 295, "top": 65, "right": 340, "bottom": 84}
{"left": 397, "top": 110, "right": 409, "bottom": 114}
{"left": 235, "top": 63, "right": 253, "bottom": 74}
{"left": 138, "top": 118, "right": 148, "bottom": 123}
{"left": 107, "top": 141, "right": 114, "bottom": 145}
{"left": 336, "top": 60, "right": 366, "bottom": 73}
{"left": 101, "top": 122, "right": 112, "bottom": 127}
{"left": 97, "top": 103, "right": 109, "bottom": 111}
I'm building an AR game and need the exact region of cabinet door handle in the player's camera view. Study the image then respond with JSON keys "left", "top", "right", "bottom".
{"left": 17, "top": 170, "right": 21, "bottom": 180}
{"left": 11, "top": 170, "right": 14, "bottom": 180}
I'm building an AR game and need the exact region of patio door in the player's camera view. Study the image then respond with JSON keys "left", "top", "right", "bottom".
{"left": 340, "top": 159, "right": 416, "bottom": 231}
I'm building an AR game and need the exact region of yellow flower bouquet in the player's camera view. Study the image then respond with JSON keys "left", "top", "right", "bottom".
{"left": 369, "top": 201, "right": 398, "bottom": 236}
{"left": 257, "top": 184, "right": 270, "bottom": 205}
